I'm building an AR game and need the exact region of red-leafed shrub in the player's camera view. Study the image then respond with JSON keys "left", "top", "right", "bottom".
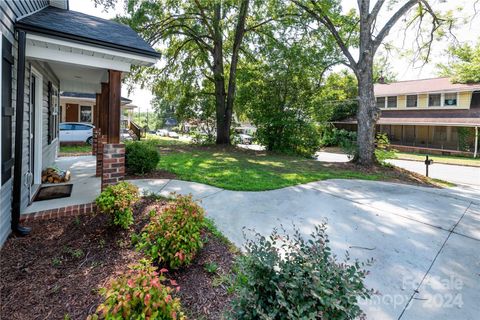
{"left": 134, "top": 194, "right": 205, "bottom": 269}
{"left": 89, "top": 259, "right": 185, "bottom": 320}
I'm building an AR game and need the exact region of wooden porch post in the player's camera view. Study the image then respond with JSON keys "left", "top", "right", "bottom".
{"left": 108, "top": 70, "right": 121, "bottom": 143}
{"left": 100, "top": 82, "right": 109, "bottom": 134}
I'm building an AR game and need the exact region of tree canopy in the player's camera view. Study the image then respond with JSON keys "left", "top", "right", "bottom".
{"left": 438, "top": 40, "right": 480, "bottom": 83}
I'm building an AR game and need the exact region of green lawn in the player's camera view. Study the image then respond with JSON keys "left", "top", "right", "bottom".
{"left": 394, "top": 152, "right": 480, "bottom": 167}
{"left": 157, "top": 147, "right": 402, "bottom": 191}
{"left": 144, "top": 134, "right": 190, "bottom": 146}
{"left": 59, "top": 144, "right": 92, "bottom": 154}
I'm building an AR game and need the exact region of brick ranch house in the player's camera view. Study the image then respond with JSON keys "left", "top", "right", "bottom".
{"left": 0, "top": 0, "right": 159, "bottom": 245}
{"left": 335, "top": 77, "right": 480, "bottom": 157}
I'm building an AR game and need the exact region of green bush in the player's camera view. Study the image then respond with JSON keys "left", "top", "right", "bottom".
{"left": 231, "top": 224, "right": 373, "bottom": 319}
{"left": 125, "top": 141, "right": 160, "bottom": 174}
{"left": 135, "top": 194, "right": 205, "bottom": 269}
{"left": 375, "top": 132, "right": 397, "bottom": 164}
{"left": 320, "top": 126, "right": 357, "bottom": 148}
{"left": 89, "top": 259, "right": 185, "bottom": 320}
{"left": 95, "top": 182, "right": 139, "bottom": 229}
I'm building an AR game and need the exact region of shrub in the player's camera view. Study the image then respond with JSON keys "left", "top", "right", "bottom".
{"left": 320, "top": 126, "right": 357, "bottom": 148}
{"left": 125, "top": 141, "right": 160, "bottom": 174}
{"left": 375, "top": 133, "right": 397, "bottom": 164}
{"left": 231, "top": 224, "right": 373, "bottom": 320}
{"left": 95, "top": 182, "right": 139, "bottom": 229}
{"left": 135, "top": 194, "right": 205, "bottom": 269}
{"left": 89, "top": 259, "right": 185, "bottom": 320}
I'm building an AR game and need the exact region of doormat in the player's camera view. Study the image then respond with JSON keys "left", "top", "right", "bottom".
{"left": 33, "top": 184, "right": 73, "bottom": 202}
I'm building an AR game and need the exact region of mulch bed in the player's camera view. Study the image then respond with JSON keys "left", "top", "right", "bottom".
{"left": 125, "top": 169, "right": 177, "bottom": 180}
{"left": 0, "top": 198, "right": 236, "bottom": 320}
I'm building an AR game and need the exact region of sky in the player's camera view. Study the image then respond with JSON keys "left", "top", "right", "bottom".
{"left": 69, "top": 0, "right": 480, "bottom": 111}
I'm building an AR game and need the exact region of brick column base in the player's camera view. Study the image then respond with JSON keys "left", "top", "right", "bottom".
{"left": 96, "top": 135, "right": 107, "bottom": 177}
{"left": 92, "top": 128, "right": 101, "bottom": 155}
{"left": 101, "top": 143, "right": 125, "bottom": 190}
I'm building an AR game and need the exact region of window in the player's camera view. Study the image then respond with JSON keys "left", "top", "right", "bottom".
{"left": 60, "top": 123, "right": 73, "bottom": 130}
{"left": 48, "top": 83, "right": 59, "bottom": 144}
{"left": 80, "top": 105, "right": 92, "bottom": 123}
{"left": 72, "top": 124, "right": 93, "bottom": 131}
{"left": 429, "top": 93, "right": 441, "bottom": 107}
{"left": 2, "top": 36, "right": 13, "bottom": 185}
{"left": 376, "top": 97, "right": 385, "bottom": 109}
{"left": 444, "top": 93, "right": 457, "bottom": 106}
{"left": 406, "top": 95, "right": 418, "bottom": 108}
{"left": 387, "top": 96, "right": 397, "bottom": 108}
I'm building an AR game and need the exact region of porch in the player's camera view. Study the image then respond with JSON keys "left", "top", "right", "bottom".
{"left": 21, "top": 156, "right": 99, "bottom": 215}
{"left": 12, "top": 6, "right": 159, "bottom": 229}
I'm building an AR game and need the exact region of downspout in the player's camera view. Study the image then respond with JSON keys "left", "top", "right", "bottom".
{"left": 11, "top": 30, "right": 31, "bottom": 235}
{"left": 474, "top": 126, "right": 478, "bottom": 158}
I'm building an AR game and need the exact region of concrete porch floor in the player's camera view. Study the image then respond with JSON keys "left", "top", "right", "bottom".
{"left": 22, "top": 156, "right": 100, "bottom": 215}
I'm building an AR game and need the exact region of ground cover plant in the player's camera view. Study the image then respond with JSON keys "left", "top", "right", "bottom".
{"left": 59, "top": 143, "right": 92, "bottom": 155}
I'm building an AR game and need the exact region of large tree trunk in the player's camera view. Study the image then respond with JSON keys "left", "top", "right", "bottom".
{"left": 212, "top": 3, "right": 229, "bottom": 145}
{"left": 356, "top": 58, "right": 378, "bottom": 166}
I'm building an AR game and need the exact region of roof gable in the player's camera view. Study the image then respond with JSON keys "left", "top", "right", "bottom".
{"left": 16, "top": 6, "right": 159, "bottom": 58}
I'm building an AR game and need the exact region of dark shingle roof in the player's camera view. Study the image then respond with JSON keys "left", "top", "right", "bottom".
{"left": 16, "top": 6, "right": 159, "bottom": 58}
{"left": 61, "top": 92, "right": 132, "bottom": 104}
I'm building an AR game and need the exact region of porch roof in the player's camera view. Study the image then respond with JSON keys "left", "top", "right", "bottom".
{"left": 60, "top": 92, "right": 132, "bottom": 105}
{"left": 16, "top": 6, "right": 159, "bottom": 59}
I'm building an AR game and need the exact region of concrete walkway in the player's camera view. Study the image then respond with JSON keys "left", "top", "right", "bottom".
{"left": 132, "top": 178, "right": 480, "bottom": 320}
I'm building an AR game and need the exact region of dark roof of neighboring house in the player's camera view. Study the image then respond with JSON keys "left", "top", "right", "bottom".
{"left": 335, "top": 109, "right": 480, "bottom": 126}
{"left": 16, "top": 6, "right": 159, "bottom": 58}
{"left": 61, "top": 92, "right": 132, "bottom": 104}
{"left": 375, "top": 77, "right": 480, "bottom": 96}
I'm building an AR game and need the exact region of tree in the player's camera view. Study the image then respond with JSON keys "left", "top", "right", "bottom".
{"left": 437, "top": 41, "right": 480, "bottom": 83}
{"left": 291, "top": 0, "right": 445, "bottom": 166}
{"left": 95, "top": 0, "right": 276, "bottom": 145}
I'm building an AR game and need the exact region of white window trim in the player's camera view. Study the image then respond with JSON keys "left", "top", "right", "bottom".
{"left": 30, "top": 67, "right": 44, "bottom": 187}
{"left": 51, "top": 84, "right": 59, "bottom": 143}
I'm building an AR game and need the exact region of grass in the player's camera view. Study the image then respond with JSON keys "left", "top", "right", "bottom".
{"left": 144, "top": 134, "right": 190, "bottom": 146}
{"left": 394, "top": 152, "right": 480, "bottom": 167}
{"left": 59, "top": 144, "right": 91, "bottom": 154}
{"left": 156, "top": 146, "right": 402, "bottom": 191}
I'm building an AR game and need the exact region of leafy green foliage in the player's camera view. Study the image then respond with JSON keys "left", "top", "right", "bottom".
{"left": 89, "top": 259, "right": 185, "bottom": 320}
{"left": 95, "top": 182, "right": 140, "bottom": 229}
{"left": 375, "top": 133, "right": 397, "bottom": 164}
{"left": 231, "top": 224, "right": 373, "bottom": 319}
{"left": 203, "top": 262, "right": 219, "bottom": 274}
{"left": 457, "top": 127, "right": 475, "bottom": 152}
{"left": 438, "top": 41, "right": 480, "bottom": 83}
{"left": 125, "top": 141, "right": 160, "bottom": 175}
{"left": 135, "top": 195, "right": 205, "bottom": 269}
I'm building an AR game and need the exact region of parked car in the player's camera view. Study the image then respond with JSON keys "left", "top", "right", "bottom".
{"left": 238, "top": 133, "right": 253, "bottom": 144}
{"left": 168, "top": 131, "right": 179, "bottom": 139}
{"left": 59, "top": 122, "right": 94, "bottom": 145}
{"left": 156, "top": 129, "right": 169, "bottom": 137}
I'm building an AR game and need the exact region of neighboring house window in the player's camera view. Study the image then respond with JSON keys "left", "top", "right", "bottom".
{"left": 376, "top": 97, "right": 385, "bottom": 109}
{"left": 428, "top": 93, "right": 441, "bottom": 107}
{"left": 406, "top": 95, "right": 418, "bottom": 108}
{"left": 444, "top": 92, "right": 457, "bottom": 106}
{"left": 387, "top": 96, "right": 397, "bottom": 108}
{"left": 2, "top": 36, "right": 14, "bottom": 185}
{"left": 80, "top": 105, "right": 92, "bottom": 123}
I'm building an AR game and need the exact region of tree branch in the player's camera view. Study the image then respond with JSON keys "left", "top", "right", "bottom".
{"left": 292, "top": 0, "right": 358, "bottom": 70}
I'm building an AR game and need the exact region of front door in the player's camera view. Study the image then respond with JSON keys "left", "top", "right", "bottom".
{"left": 65, "top": 103, "right": 79, "bottom": 122}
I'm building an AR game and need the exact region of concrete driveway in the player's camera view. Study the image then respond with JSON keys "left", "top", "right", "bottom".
{"left": 132, "top": 178, "right": 480, "bottom": 320}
